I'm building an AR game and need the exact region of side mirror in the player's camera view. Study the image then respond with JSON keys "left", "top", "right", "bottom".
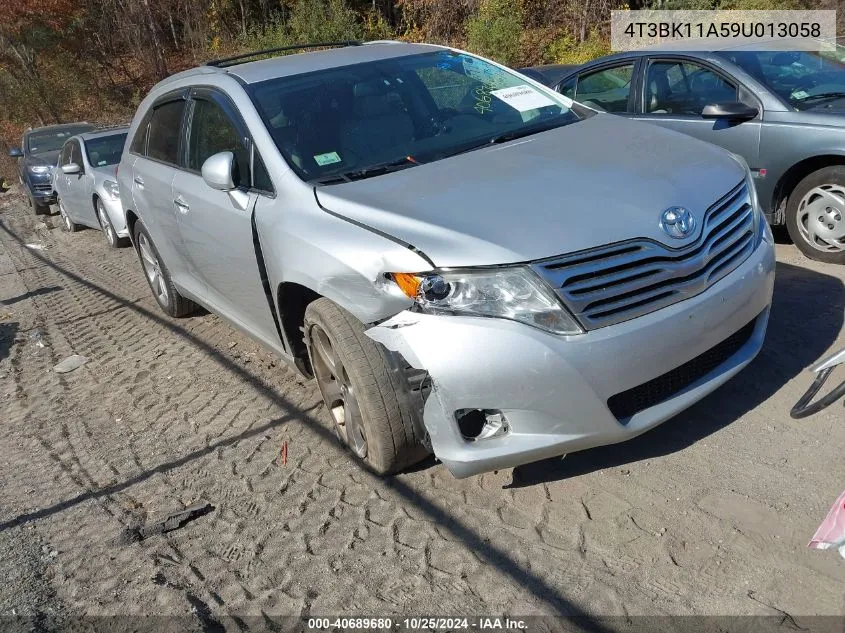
{"left": 201, "top": 151, "right": 236, "bottom": 191}
{"left": 61, "top": 163, "right": 81, "bottom": 175}
{"left": 8, "top": 147, "right": 23, "bottom": 158}
{"left": 701, "top": 102, "right": 759, "bottom": 121}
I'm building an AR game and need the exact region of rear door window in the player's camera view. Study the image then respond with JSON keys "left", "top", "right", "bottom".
{"left": 575, "top": 63, "right": 635, "bottom": 112}
{"left": 645, "top": 60, "right": 737, "bottom": 115}
{"left": 147, "top": 100, "right": 186, "bottom": 164}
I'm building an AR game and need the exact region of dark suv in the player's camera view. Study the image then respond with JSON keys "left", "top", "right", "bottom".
{"left": 9, "top": 123, "right": 95, "bottom": 214}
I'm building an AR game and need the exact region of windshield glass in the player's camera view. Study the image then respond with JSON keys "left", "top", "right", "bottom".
{"left": 247, "top": 50, "right": 578, "bottom": 182}
{"left": 719, "top": 46, "right": 845, "bottom": 110}
{"left": 84, "top": 132, "right": 128, "bottom": 167}
{"left": 27, "top": 126, "right": 94, "bottom": 154}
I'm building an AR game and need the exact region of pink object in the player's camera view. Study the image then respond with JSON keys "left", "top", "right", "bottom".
{"left": 809, "top": 490, "right": 845, "bottom": 556}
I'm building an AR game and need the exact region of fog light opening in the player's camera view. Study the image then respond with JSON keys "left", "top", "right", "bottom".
{"left": 456, "top": 409, "right": 509, "bottom": 442}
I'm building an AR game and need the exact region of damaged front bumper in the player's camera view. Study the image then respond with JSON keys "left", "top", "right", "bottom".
{"left": 367, "top": 240, "right": 775, "bottom": 478}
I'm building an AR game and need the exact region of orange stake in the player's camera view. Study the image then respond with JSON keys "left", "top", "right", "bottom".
{"left": 282, "top": 440, "right": 288, "bottom": 466}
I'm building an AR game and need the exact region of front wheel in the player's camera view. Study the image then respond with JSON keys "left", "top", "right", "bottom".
{"left": 786, "top": 166, "right": 845, "bottom": 264}
{"left": 97, "top": 199, "right": 127, "bottom": 248}
{"left": 58, "top": 199, "right": 79, "bottom": 232}
{"left": 304, "top": 298, "right": 429, "bottom": 475}
{"left": 133, "top": 223, "right": 196, "bottom": 317}
{"left": 32, "top": 192, "right": 50, "bottom": 216}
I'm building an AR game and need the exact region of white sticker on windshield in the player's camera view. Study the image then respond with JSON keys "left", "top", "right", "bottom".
{"left": 491, "top": 85, "right": 557, "bottom": 112}
{"left": 314, "top": 151, "right": 342, "bottom": 166}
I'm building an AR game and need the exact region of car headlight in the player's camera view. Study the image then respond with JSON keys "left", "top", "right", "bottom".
{"left": 389, "top": 267, "right": 583, "bottom": 335}
{"left": 103, "top": 180, "right": 120, "bottom": 200}
{"left": 28, "top": 165, "right": 51, "bottom": 174}
{"left": 731, "top": 153, "right": 770, "bottom": 247}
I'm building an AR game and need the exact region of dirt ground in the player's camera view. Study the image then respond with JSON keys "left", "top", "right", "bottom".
{"left": 0, "top": 185, "right": 843, "bottom": 629}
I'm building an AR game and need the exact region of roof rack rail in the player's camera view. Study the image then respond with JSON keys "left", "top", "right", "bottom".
{"left": 205, "top": 41, "right": 363, "bottom": 68}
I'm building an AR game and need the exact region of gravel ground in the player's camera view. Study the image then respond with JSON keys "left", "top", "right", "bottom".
{"left": 0, "top": 186, "right": 843, "bottom": 628}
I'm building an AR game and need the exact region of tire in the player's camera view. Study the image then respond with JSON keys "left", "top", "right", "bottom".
{"left": 96, "top": 198, "right": 128, "bottom": 248}
{"left": 31, "top": 191, "right": 50, "bottom": 216}
{"left": 133, "top": 222, "right": 196, "bottom": 318}
{"left": 304, "top": 298, "right": 429, "bottom": 475}
{"left": 57, "top": 199, "right": 79, "bottom": 232}
{"left": 785, "top": 166, "right": 845, "bottom": 264}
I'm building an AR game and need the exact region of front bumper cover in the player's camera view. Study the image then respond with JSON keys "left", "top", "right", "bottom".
{"left": 367, "top": 239, "right": 776, "bottom": 478}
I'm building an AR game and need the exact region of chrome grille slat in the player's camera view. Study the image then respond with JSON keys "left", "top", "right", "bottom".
{"left": 532, "top": 180, "right": 756, "bottom": 330}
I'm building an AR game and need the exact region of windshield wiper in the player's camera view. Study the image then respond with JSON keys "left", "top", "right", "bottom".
{"left": 444, "top": 118, "right": 571, "bottom": 159}
{"left": 797, "top": 91, "right": 845, "bottom": 104}
{"left": 314, "top": 157, "right": 418, "bottom": 185}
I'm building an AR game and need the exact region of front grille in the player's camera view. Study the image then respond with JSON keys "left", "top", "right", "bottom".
{"left": 32, "top": 183, "right": 53, "bottom": 194}
{"left": 607, "top": 315, "right": 758, "bottom": 421}
{"left": 532, "top": 180, "right": 755, "bottom": 330}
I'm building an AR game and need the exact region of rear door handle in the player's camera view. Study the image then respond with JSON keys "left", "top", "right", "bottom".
{"left": 133, "top": 176, "right": 144, "bottom": 188}
{"left": 174, "top": 196, "right": 190, "bottom": 214}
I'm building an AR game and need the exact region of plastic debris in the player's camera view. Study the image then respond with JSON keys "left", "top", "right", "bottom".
{"left": 53, "top": 354, "right": 89, "bottom": 374}
{"left": 29, "top": 330, "right": 45, "bottom": 350}
{"left": 122, "top": 502, "right": 214, "bottom": 543}
{"left": 809, "top": 490, "right": 845, "bottom": 558}
{"left": 24, "top": 243, "right": 44, "bottom": 250}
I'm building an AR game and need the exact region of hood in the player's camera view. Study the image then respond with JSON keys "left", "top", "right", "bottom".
{"left": 315, "top": 114, "right": 746, "bottom": 268}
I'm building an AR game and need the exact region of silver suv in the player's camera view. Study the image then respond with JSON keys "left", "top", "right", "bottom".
{"left": 118, "top": 42, "right": 776, "bottom": 478}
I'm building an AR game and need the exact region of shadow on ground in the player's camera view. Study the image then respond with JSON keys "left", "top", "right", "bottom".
{"left": 0, "top": 321, "right": 18, "bottom": 362}
{"left": 510, "top": 261, "right": 845, "bottom": 488}
{"left": 0, "top": 219, "right": 611, "bottom": 626}
{"left": 1, "top": 285, "right": 62, "bottom": 305}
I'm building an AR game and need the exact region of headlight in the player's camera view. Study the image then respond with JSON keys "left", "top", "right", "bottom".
{"left": 103, "top": 180, "right": 120, "bottom": 199}
{"left": 28, "top": 165, "right": 51, "bottom": 174}
{"left": 389, "top": 267, "right": 583, "bottom": 335}
{"left": 743, "top": 163, "right": 771, "bottom": 247}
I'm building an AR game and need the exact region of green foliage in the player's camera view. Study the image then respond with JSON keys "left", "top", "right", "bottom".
{"left": 466, "top": 0, "right": 524, "bottom": 66}
{"left": 546, "top": 30, "right": 611, "bottom": 65}
{"left": 288, "top": 0, "right": 364, "bottom": 43}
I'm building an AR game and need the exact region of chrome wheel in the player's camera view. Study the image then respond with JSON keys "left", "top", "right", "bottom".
{"left": 137, "top": 232, "right": 169, "bottom": 308}
{"left": 797, "top": 184, "right": 845, "bottom": 253}
{"left": 309, "top": 324, "right": 368, "bottom": 458}
{"left": 97, "top": 201, "right": 116, "bottom": 246}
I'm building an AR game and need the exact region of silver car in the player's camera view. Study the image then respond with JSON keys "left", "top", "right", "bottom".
{"left": 54, "top": 128, "right": 130, "bottom": 247}
{"left": 526, "top": 41, "right": 845, "bottom": 264}
{"left": 118, "top": 42, "right": 776, "bottom": 478}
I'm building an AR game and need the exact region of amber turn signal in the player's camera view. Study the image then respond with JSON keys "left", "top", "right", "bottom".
{"left": 390, "top": 273, "right": 422, "bottom": 299}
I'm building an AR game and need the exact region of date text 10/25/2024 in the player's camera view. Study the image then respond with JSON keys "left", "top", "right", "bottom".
{"left": 307, "top": 617, "right": 529, "bottom": 631}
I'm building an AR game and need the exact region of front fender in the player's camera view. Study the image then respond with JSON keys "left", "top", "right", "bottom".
{"left": 254, "top": 193, "right": 430, "bottom": 325}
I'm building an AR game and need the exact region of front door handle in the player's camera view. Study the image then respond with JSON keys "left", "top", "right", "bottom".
{"left": 133, "top": 176, "right": 144, "bottom": 188}
{"left": 174, "top": 196, "right": 190, "bottom": 214}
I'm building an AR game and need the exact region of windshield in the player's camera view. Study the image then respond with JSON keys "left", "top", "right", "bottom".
{"left": 247, "top": 50, "right": 578, "bottom": 183}
{"left": 719, "top": 46, "right": 845, "bottom": 110}
{"left": 84, "top": 132, "right": 128, "bottom": 167}
{"left": 27, "top": 125, "right": 94, "bottom": 154}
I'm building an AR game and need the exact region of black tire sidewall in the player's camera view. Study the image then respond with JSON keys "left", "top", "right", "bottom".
{"left": 785, "top": 166, "right": 845, "bottom": 264}
{"left": 304, "top": 299, "right": 422, "bottom": 475}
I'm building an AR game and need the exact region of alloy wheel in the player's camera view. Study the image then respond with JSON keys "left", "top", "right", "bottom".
{"left": 137, "top": 233, "right": 170, "bottom": 308}
{"left": 98, "top": 202, "right": 116, "bottom": 246}
{"left": 797, "top": 184, "right": 845, "bottom": 253}
{"left": 59, "top": 201, "right": 72, "bottom": 231}
{"left": 309, "top": 324, "right": 368, "bottom": 458}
